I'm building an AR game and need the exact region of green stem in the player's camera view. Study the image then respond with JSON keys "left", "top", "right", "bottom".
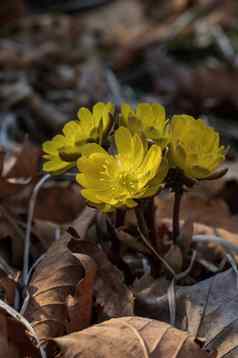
{"left": 172, "top": 189, "right": 183, "bottom": 243}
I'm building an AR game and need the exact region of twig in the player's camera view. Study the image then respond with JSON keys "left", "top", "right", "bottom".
{"left": 195, "top": 277, "right": 215, "bottom": 340}
{"left": 205, "top": 318, "right": 238, "bottom": 356}
{"left": 192, "top": 235, "right": 238, "bottom": 254}
{"left": 105, "top": 68, "right": 124, "bottom": 106}
{"left": 220, "top": 343, "right": 238, "bottom": 358}
{"left": 135, "top": 205, "right": 150, "bottom": 240}
{"left": 167, "top": 278, "right": 176, "bottom": 326}
{"left": 135, "top": 204, "right": 176, "bottom": 276}
{"left": 137, "top": 225, "right": 176, "bottom": 277}
{"left": 0, "top": 298, "right": 47, "bottom": 358}
{"left": 175, "top": 250, "right": 197, "bottom": 280}
{"left": 211, "top": 25, "right": 236, "bottom": 67}
{"left": 22, "top": 174, "right": 51, "bottom": 287}
{"left": 225, "top": 252, "right": 238, "bottom": 288}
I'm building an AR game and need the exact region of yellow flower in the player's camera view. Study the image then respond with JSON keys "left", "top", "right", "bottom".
{"left": 76, "top": 127, "right": 168, "bottom": 212}
{"left": 169, "top": 115, "right": 225, "bottom": 179}
{"left": 121, "top": 103, "right": 170, "bottom": 147}
{"left": 76, "top": 102, "right": 114, "bottom": 144}
{"left": 42, "top": 102, "right": 114, "bottom": 174}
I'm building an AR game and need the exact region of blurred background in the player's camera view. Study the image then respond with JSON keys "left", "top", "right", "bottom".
{"left": 1, "top": 0, "right": 238, "bottom": 156}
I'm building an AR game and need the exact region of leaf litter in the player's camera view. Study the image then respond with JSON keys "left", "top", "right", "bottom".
{"left": 0, "top": 0, "right": 238, "bottom": 357}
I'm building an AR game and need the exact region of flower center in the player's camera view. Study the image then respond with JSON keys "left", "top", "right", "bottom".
{"left": 118, "top": 172, "right": 138, "bottom": 193}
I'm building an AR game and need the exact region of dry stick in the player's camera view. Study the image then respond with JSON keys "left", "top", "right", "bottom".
{"left": 0, "top": 298, "right": 47, "bottom": 358}
{"left": 220, "top": 341, "right": 238, "bottom": 358}
{"left": 194, "top": 275, "right": 216, "bottom": 340}
{"left": 20, "top": 253, "right": 47, "bottom": 316}
{"left": 105, "top": 69, "right": 124, "bottom": 106}
{"left": 137, "top": 225, "right": 176, "bottom": 277}
{"left": 211, "top": 25, "right": 236, "bottom": 66}
{"left": 175, "top": 250, "right": 197, "bottom": 280}
{"left": 204, "top": 317, "right": 238, "bottom": 357}
{"left": 167, "top": 278, "right": 176, "bottom": 326}
{"left": 192, "top": 235, "right": 238, "bottom": 255}
{"left": 136, "top": 205, "right": 197, "bottom": 279}
{"left": 22, "top": 174, "right": 51, "bottom": 287}
{"left": 225, "top": 252, "right": 238, "bottom": 288}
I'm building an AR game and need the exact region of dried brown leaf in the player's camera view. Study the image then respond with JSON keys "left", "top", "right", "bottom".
{"left": 0, "top": 308, "right": 40, "bottom": 358}
{"left": 48, "top": 316, "right": 212, "bottom": 358}
{"left": 33, "top": 184, "right": 85, "bottom": 224}
{"left": 67, "top": 253, "right": 97, "bottom": 332}
{"left": 69, "top": 206, "right": 96, "bottom": 239}
{"left": 68, "top": 237, "right": 134, "bottom": 318}
{"left": 24, "top": 236, "right": 96, "bottom": 340}
{"left": 164, "top": 245, "right": 183, "bottom": 273}
{"left": 136, "top": 269, "right": 238, "bottom": 357}
{"left": 155, "top": 192, "right": 238, "bottom": 234}
{"left": 0, "top": 269, "right": 18, "bottom": 305}
{"left": 117, "top": 229, "right": 150, "bottom": 254}
{"left": 5, "top": 139, "right": 41, "bottom": 180}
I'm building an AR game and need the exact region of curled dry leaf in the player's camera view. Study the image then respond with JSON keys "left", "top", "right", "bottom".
{"left": 1, "top": 139, "right": 85, "bottom": 224}
{"left": 69, "top": 206, "right": 96, "bottom": 240}
{"left": 24, "top": 236, "right": 96, "bottom": 340}
{"left": 33, "top": 184, "right": 85, "bottom": 224}
{"left": 47, "top": 316, "right": 212, "bottom": 358}
{"left": 5, "top": 139, "right": 41, "bottom": 180}
{"left": 0, "top": 268, "right": 19, "bottom": 306}
{"left": 67, "top": 253, "right": 97, "bottom": 333}
{"left": 135, "top": 269, "right": 238, "bottom": 357}
{"left": 68, "top": 237, "right": 134, "bottom": 318}
{"left": 0, "top": 143, "right": 34, "bottom": 201}
{"left": 0, "top": 307, "right": 40, "bottom": 358}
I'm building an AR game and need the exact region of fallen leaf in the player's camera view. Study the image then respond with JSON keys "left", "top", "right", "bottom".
{"left": 69, "top": 206, "right": 96, "bottom": 240}
{"left": 68, "top": 236, "right": 135, "bottom": 318}
{"left": 155, "top": 192, "right": 238, "bottom": 234}
{"left": 0, "top": 307, "right": 40, "bottom": 358}
{"left": 47, "top": 316, "right": 212, "bottom": 358}
{"left": 24, "top": 236, "right": 96, "bottom": 340}
{"left": 0, "top": 268, "right": 19, "bottom": 306}
{"left": 5, "top": 139, "right": 41, "bottom": 180}
{"left": 164, "top": 245, "right": 183, "bottom": 273}
{"left": 67, "top": 253, "right": 97, "bottom": 332}
{"left": 135, "top": 268, "right": 238, "bottom": 357}
{"left": 161, "top": 219, "right": 238, "bottom": 262}
{"left": 1, "top": 140, "right": 85, "bottom": 224}
{"left": 33, "top": 184, "right": 85, "bottom": 224}
{"left": 116, "top": 229, "right": 150, "bottom": 254}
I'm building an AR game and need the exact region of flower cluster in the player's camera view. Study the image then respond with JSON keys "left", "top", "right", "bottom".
{"left": 42, "top": 103, "right": 114, "bottom": 174}
{"left": 43, "top": 103, "right": 225, "bottom": 212}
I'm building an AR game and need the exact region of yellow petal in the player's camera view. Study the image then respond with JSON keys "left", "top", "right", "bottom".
{"left": 63, "top": 121, "right": 80, "bottom": 137}
{"left": 42, "top": 135, "right": 65, "bottom": 155}
{"left": 151, "top": 103, "right": 166, "bottom": 122}
{"left": 121, "top": 103, "right": 134, "bottom": 123}
{"left": 77, "top": 153, "right": 117, "bottom": 184}
{"left": 132, "top": 134, "right": 145, "bottom": 168}
{"left": 137, "top": 103, "right": 154, "bottom": 127}
{"left": 125, "top": 198, "right": 138, "bottom": 208}
{"left": 80, "top": 189, "right": 103, "bottom": 204}
{"left": 115, "top": 127, "right": 133, "bottom": 157}
{"left": 43, "top": 159, "right": 73, "bottom": 174}
{"left": 93, "top": 102, "right": 114, "bottom": 131}
{"left": 80, "top": 143, "right": 109, "bottom": 157}
{"left": 78, "top": 108, "right": 94, "bottom": 132}
{"left": 139, "top": 144, "right": 162, "bottom": 183}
